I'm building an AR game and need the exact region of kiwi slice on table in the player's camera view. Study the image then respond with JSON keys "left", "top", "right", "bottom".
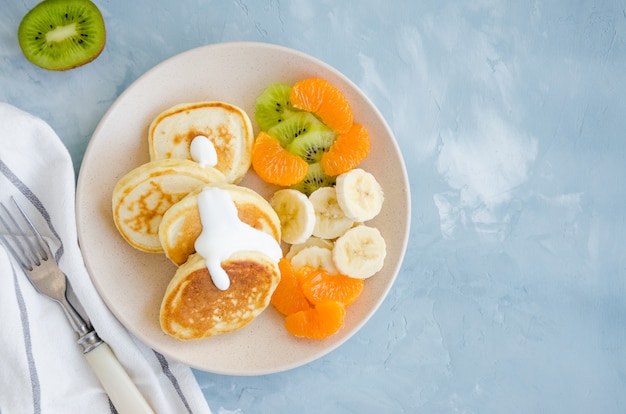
{"left": 18, "top": 0, "right": 106, "bottom": 71}
{"left": 291, "top": 162, "right": 336, "bottom": 196}
{"left": 255, "top": 82, "right": 300, "bottom": 131}
{"left": 268, "top": 111, "right": 336, "bottom": 150}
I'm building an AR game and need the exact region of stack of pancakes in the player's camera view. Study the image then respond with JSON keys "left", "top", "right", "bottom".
{"left": 112, "top": 102, "right": 282, "bottom": 340}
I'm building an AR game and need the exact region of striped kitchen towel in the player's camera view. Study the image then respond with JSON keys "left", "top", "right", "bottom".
{"left": 0, "top": 102, "right": 212, "bottom": 414}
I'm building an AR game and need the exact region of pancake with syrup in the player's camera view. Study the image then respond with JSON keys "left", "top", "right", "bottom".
{"left": 112, "top": 158, "right": 225, "bottom": 253}
{"left": 158, "top": 183, "right": 282, "bottom": 266}
{"left": 148, "top": 102, "right": 254, "bottom": 184}
{"left": 160, "top": 251, "right": 280, "bottom": 340}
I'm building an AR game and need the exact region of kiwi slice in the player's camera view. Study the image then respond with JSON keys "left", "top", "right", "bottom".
{"left": 268, "top": 111, "right": 335, "bottom": 150}
{"left": 255, "top": 83, "right": 300, "bottom": 131}
{"left": 286, "top": 127, "right": 336, "bottom": 163}
{"left": 18, "top": 0, "right": 106, "bottom": 71}
{"left": 291, "top": 162, "right": 336, "bottom": 196}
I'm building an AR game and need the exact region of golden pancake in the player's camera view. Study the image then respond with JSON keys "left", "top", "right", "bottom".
{"left": 148, "top": 102, "right": 254, "bottom": 184}
{"left": 112, "top": 159, "right": 225, "bottom": 253}
{"left": 160, "top": 251, "right": 280, "bottom": 340}
{"left": 158, "top": 184, "right": 281, "bottom": 266}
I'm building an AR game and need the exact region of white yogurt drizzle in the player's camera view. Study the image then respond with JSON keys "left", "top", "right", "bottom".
{"left": 190, "top": 135, "right": 218, "bottom": 167}
{"left": 194, "top": 186, "right": 283, "bottom": 290}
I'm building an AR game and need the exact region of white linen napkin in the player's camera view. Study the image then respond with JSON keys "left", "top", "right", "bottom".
{"left": 0, "top": 102, "right": 212, "bottom": 414}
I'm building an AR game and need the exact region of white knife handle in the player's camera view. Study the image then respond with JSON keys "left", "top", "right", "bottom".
{"left": 84, "top": 343, "right": 155, "bottom": 414}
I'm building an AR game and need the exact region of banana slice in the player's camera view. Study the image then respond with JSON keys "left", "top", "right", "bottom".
{"left": 332, "top": 225, "right": 386, "bottom": 279}
{"left": 285, "top": 236, "right": 334, "bottom": 260}
{"left": 309, "top": 186, "right": 354, "bottom": 239}
{"left": 289, "top": 245, "right": 338, "bottom": 274}
{"left": 335, "top": 168, "right": 384, "bottom": 222}
{"left": 270, "top": 189, "right": 316, "bottom": 245}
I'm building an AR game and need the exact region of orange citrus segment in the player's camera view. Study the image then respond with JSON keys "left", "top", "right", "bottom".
{"left": 251, "top": 131, "right": 309, "bottom": 186}
{"left": 320, "top": 123, "right": 370, "bottom": 176}
{"left": 290, "top": 78, "right": 354, "bottom": 134}
{"left": 284, "top": 301, "right": 346, "bottom": 339}
{"left": 297, "top": 266, "right": 364, "bottom": 306}
{"left": 271, "top": 258, "right": 312, "bottom": 316}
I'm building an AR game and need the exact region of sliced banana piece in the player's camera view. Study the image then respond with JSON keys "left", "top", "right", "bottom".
{"left": 270, "top": 189, "right": 316, "bottom": 245}
{"left": 286, "top": 236, "right": 334, "bottom": 260}
{"left": 309, "top": 186, "right": 354, "bottom": 239}
{"left": 335, "top": 168, "right": 384, "bottom": 222}
{"left": 332, "top": 225, "right": 386, "bottom": 279}
{"left": 289, "top": 245, "right": 338, "bottom": 274}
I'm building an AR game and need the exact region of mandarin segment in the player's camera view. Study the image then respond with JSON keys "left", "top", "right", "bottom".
{"left": 271, "top": 258, "right": 312, "bottom": 316}
{"left": 290, "top": 78, "right": 354, "bottom": 134}
{"left": 284, "top": 301, "right": 346, "bottom": 339}
{"left": 320, "top": 123, "right": 370, "bottom": 176}
{"left": 251, "top": 131, "right": 309, "bottom": 186}
{"left": 297, "top": 267, "right": 364, "bottom": 306}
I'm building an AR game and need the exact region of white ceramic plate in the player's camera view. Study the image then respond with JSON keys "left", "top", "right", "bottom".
{"left": 76, "top": 42, "right": 410, "bottom": 375}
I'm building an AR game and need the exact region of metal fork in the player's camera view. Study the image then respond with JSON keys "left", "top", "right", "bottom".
{"left": 0, "top": 197, "right": 154, "bottom": 414}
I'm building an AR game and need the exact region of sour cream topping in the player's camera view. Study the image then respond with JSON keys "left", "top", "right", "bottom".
{"left": 194, "top": 186, "right": 283, "bottom": 290}
{"left": 190, "top": 135, "right": 218, "bottom": 167}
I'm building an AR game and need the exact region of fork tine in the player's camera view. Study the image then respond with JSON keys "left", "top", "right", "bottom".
{"left": 9, "top": 197, "right": 51, "bottom": 260}
{"left": 0, "top": 198, "right": 50, "bottom": 271}
{"left": 0, "top": 204, "right": 31, "bottom": 270}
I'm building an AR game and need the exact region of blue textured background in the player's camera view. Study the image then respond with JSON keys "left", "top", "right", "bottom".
{"left": 2, "top": 1, "right": 625, "bottom": 412}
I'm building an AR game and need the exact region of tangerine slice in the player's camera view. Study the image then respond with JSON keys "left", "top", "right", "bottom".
{"left": 297, "top": 267, "right": 364, "bottom": 306}
{"left": 251, "top": 131, "right": 309, "bottom": 186}
{"left": 290, "top": 78, "right": 354, "bottom": 134}
{"left": 320, "top": 123, "right": 370, "bottom": 176}
{"left": 284, "top": 301, "right": 346, "bottom": 339}
{"left": 271, "top": 258, "right": 312, "bottom": 316}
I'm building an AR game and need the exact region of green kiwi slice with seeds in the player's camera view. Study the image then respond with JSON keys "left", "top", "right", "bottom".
{"left": 287, "top": 127, "right": 336, "bottom": 163}
{"left": 290, "top": 162, "right": 336, "bottom": 196}
{"left": 254, "top": 82, "right": 300, "bottom": 131}
{"left": 268, "top": 111, "right": 336, "bottom": 150}
{"left": 18, "top": 0, "right": 106, "bottom": 71}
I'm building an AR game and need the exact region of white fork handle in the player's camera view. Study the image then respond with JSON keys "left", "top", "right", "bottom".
{"left": 84, "top": 343, "right": 155, "bottom": 414}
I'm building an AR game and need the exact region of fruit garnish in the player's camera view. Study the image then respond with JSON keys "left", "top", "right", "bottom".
{"left": 253, "top": 78, "right": 370, "bottom": 194}
{"left": 255, "top": 83, "right": 299, "bottom": 131}
{"left": 18, "top": 0, "right": 106, "bottom": 71}
{"left": 332, "top": 225, "right": 387, "bottom": 279}
{"left": 268, "top": 111, "right": 334, "bottom": 150}
{"left": 284, "top": 301, "right": 346, "bottom": 340}
{"left": 271, "top": 258, "right": 312, "bottom": 316}
{"left": 320, "top": 123, "right": 370, "bottom": 176}
{"left": 290, "top": 162, "right": 335, "bottom": 196}
{"left": 255, "top": 78, "right": 386, "bottom": 339}
{"left": 290, "top": 78, "right": 354, "bottom": 134}
{"left": 335, "top": 168, "right": 384, "bottom": 222}
{"left": 309, "top": 186, "right": 354, "bottom": 239}
{"left": 271, "top": 263, "right": 363, "bottom": 340}
{"left": 269, "top": 189, "right": 315, "bottom": 245}
{"left": 286, "top": 236, "right": 334, "bottom": 260}
{"left": 297, "top": 266, "right": 364, "bottom": 307}
{"left": 290, "top": 245, "right": 338, "bottom": 275}
{"left": 251, "top": 131, "right": 308, "bottom": 186}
